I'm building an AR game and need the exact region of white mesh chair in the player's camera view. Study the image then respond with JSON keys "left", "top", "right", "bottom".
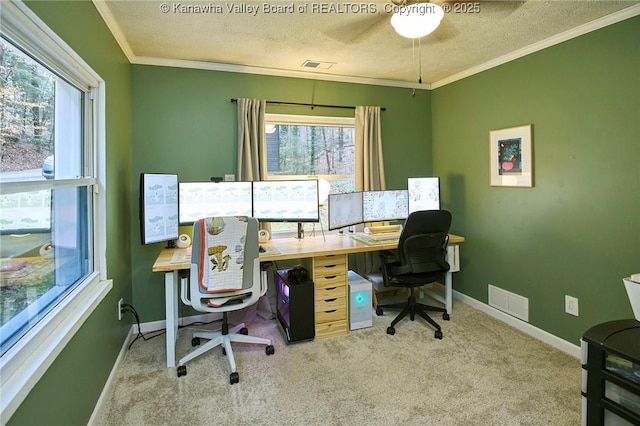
{"left": 177, "top": 216, "right": 274, "bottom": 384}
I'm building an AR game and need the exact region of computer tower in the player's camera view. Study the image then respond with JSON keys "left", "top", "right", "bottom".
{"left": 276, "top": 267, "right": 315, "bottom": 343}
{"left": 348, "top": 270, "right": 373, "bottom": 330}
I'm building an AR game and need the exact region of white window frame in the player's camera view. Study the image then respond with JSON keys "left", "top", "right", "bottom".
{"left": 0, "top": 2, "right": 111, "bottom": 421}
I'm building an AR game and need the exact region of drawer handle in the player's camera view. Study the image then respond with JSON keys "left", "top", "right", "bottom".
{"left": 325, "top": 286, "right": 337, "bottom": 291}
{"left": 323, "top": 265, "right": 338, "bottom": 269}
{"left": 324, "top": 309, "right": 337, "bottom": 313}
{"left": 325, "top": 276, "right": 337, "bottom": 280}
{"left": 325, "top": 298, "right": 337, "bottom": 302}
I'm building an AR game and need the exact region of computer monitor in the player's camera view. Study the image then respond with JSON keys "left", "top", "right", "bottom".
{"left": 178, "top": 181, "right": 253, "bottom": 224}
{"left": 328, "top": 192, "right": 364, "bottom": 231}
{"left": 252, "top": 179, "right": 320, "bottom": 223}
{"left": 362, "top": 189, "right": 409, "bottom": 222}
{"left": 140, "top": 173, "right": 179, "bottom": 246}
{"left": 408, "top": 177, "right": 441, "bottom": 213}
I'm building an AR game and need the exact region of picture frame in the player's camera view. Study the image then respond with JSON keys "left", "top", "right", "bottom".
{"left": 489, "top": 124, "right": 533, "bottom": 187}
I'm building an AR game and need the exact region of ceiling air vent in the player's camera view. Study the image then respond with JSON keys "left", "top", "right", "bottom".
{"left": 301, "top": 60, "right": 335, "bottom": 70}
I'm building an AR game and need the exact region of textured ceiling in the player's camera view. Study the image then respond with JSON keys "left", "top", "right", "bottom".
{"left": 96, "top": 0, "right": 640, "bottom": 88}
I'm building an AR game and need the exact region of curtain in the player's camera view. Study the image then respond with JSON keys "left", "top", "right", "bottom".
{"left": 354, "top": 106, "right": 387, "bottom": 276}
{"left": 237, "top": 98, "right": 266, "bottom": 180}
{"left": 355, "top": 106, "right": 386, "bottom": 192}
{"left": 235, "top": 98, "right": 275, "bottom": 321}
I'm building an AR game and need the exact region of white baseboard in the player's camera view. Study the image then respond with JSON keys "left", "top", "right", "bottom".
{"left": 134, "top": 312, "right": 221, "bottom": 334}
{"left": 454, "top": 290, "right": 581, "bottom": 359}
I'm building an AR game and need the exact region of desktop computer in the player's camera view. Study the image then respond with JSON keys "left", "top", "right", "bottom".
{"left": 276, "top": 267, "right": 315, "bottom": 343}
{"left": 348, "top": 270, "right": 373, "bottom": 330}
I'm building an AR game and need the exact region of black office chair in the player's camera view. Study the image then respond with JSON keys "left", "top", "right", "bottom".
{"left": 376, "top": 210, "right": 452, "bottom": 339}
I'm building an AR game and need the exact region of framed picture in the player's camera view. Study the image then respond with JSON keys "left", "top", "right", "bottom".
{"left": 489, "top": 124, "right": 533, "bottom": 187}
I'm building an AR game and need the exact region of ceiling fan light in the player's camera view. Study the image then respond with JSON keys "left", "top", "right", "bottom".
{"left": 391, "top": 3, "right": 444, "bottom": 39}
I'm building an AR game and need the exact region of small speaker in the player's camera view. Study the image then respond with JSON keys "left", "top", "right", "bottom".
{"left": 258, "top": 229, "right": 270, "bottom": 243}
{"left": 348, "top": 271, "right": 372, "bottom": 330}
{"left": 176, "top": 234, "right": 191, "bottom": 248}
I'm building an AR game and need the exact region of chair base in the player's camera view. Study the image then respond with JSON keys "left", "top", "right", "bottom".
{"left": 177, "top": 312, "right": 275, "bottom": 384}
{"left": 376, "top": 287, "right": 448, "bottom": 339}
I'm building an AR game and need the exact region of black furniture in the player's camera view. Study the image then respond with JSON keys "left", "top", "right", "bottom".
{"left": 276, "top": 267, "right": 315, "bottom": 343}
{"left": 581, "top": 319, "right": 640, "bottom": 425}
{"left": 376, "top": 210, "right": 452, "bottom": 339}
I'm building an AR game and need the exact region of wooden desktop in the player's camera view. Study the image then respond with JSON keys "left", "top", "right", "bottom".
{"left": 153, "top": 232, "right": 465, "bottom": 368}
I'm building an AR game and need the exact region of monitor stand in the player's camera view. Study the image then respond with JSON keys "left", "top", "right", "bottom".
{"left": 296, "top": 222, "right": 304, "bottom": 239}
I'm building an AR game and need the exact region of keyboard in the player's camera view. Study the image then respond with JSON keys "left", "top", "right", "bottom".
{"left": 350, "top": 234, "right": 399, "bottom": 246}
{"left": 371, "top": 233, "right": 401, "bottom": 241}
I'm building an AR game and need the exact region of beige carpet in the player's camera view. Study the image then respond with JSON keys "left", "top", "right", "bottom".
{"left": 94, "top": 300, "right": 581, "bottom": 425}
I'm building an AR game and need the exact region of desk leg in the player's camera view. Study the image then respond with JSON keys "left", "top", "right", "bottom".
{"left": 165, "top": 270, "right": 179, "bottom": 368}
{"left": 445, "top": 271, "right": 452, "bottom": 315}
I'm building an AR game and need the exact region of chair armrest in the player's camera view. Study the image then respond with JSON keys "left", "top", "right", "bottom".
{"left": 379, "top": 253, "right": 402, "bottom": 287}
{"left": 378, "top": 249, "right": 397, "bottom": 262}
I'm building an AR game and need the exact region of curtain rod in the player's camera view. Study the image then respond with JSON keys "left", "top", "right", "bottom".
{"left": 230, "top": 98, "right": 385, "bottom": 111}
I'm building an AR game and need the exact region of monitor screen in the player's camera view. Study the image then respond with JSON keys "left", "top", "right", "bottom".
{"left": 252, "top": 179, "right": 319, "bottom": 222}
{"left": 140, "top": 173, "right": 179, "bottom": 245}
{"left": 328, "top": 192, "right": 364, "bottom": 230}
{"left": 362, "top": 189, "right": 409, "bottom": 222}
{"left": 178, "top": 181, "right": 253, "bottom": 224}
{"left": 408, "top": 177, "right": 441, "bottom": 213}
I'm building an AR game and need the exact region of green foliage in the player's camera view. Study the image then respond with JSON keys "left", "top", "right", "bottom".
{"left": 274, "top": 124, "right": 354, "bottom": 176}
{"left": 0, "top": 41, "right": 54, "bottom": 150}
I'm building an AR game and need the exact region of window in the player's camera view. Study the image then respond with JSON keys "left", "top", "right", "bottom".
{"left": 264, "top": 114, "right": 356, "bottom": 233}
{"left": 0, "top": 2, "right": 109, "bottom": 419}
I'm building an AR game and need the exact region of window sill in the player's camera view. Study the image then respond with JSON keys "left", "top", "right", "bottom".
{"left": 0, "top": 274, "right": 112, "bottom": 421}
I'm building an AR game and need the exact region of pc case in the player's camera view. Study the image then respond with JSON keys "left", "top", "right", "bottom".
{"left": 348, "top": 270, "right": 373, "bottom": 330}
{"left": 276, "top": 268, "right": 315, "bottom": 343}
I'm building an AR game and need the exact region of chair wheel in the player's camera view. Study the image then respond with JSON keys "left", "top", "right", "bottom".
{"left": 177, "top": 365, "right": 187, "bottom": 377}
{"left": 230, "top": 372, "right": 239, "bottom": 384}
{"left": 239, "top": 327, "right": 248, "bottom": 335}
{"left": 266, "top": 345, "right": 275, "bottom": 355}
{"left": 435, "top": 330, "right": 443, "bottom": 339}
{"left": 386, "top": 326, "right": 395, "bottom": 335}
{"left": 222, "top": 347, "right": 227, "bottom": 356}
{"left": 376, "top": 307, "right": 384, "bottom": 316}
{"left": 443, "top": 313, "right": 450, "bottom": 321}
{"left": 191, "top": 337, "right": 200, "bottom": 346}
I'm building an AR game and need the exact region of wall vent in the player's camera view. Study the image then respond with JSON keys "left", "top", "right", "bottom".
{"left": 488, "top": 284, "right": 529, "bottom": 322}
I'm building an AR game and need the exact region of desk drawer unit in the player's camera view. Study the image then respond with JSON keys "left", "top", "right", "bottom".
{"left": 313, "top": 254, "right": 348, "bottom": 338}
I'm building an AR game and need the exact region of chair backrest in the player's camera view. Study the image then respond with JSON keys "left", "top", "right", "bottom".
{"left": 185, "top": 216, "right": 263, "bottom": 312}
{"left": 396, "top": 210, "right": 452, "bottom": 276}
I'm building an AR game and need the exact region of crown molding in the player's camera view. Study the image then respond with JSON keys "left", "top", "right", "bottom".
{"left": 92, "top": 0, "right": 136, "bottom": 62}
{"left": 131, "top": 56, "right": 431, "bottom": 90}
{"left": 92, "top": 1, "right": 639, "bottom": 91}
{"left": 430, "top": 3, "right": 640, "bottom": 89}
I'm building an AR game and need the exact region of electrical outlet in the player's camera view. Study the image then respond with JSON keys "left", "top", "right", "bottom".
{"left": 118, "top": 298, "right": 124, "bottom": 321}
{"left": 565, "top": 295, "right": 579, "bottom": 316}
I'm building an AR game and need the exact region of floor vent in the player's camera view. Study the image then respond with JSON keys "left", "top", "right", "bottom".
{"left": 488, "top": 284, "right": 529, "bottom": 322}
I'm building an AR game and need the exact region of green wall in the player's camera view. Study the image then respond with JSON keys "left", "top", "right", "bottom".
{"left": 432, "top": 16, "right": 640, "bottom": 345}
{"left": 130, "top": 65, "right": 432, "bottom": 322}
{"left": 7, "top": 2, "right": 638, "bottom": 424}
{"left": 8, "top": 1, "right": 132, "bottom": 425}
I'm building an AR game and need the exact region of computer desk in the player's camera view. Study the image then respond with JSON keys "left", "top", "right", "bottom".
{"left": 152, "top": 232, "right": 465, "bottom": 368}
